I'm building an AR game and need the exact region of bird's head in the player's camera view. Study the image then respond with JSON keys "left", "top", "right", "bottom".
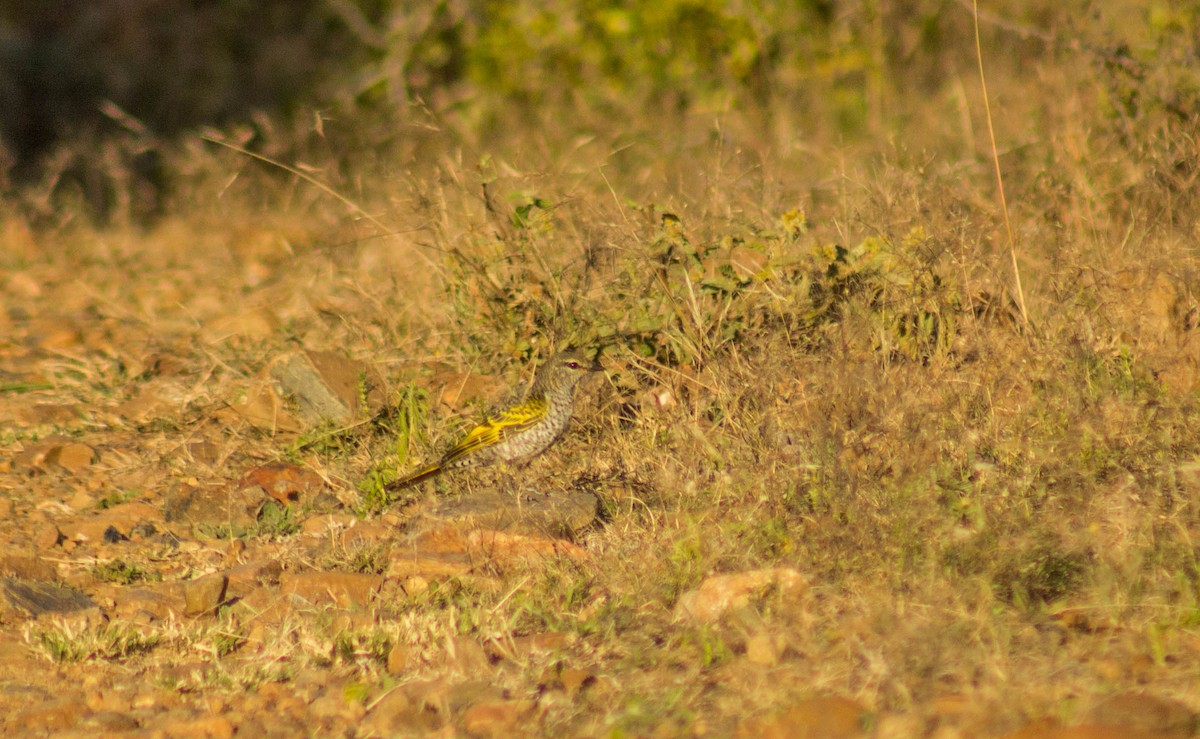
{"left": 537, "top": 350, "right": 603, "bottom": 393}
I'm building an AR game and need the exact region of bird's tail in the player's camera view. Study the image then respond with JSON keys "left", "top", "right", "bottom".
{"left": 385, "top": 463, "right": 442, "bottom": 491}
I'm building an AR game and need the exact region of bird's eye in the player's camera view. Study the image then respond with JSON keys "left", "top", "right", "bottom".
{"left": 566, "top": 361, "right": 580, "bottom": 369}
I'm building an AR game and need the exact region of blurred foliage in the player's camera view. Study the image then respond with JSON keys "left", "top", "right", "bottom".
{"left": 0, "top": 1, "right": 361, "bottom": 155}
{"left": 0, "top": 0, "right": 969, "bottom": 220}
{"left": 349, "top": 0, "right": 905, "bottom": 146}
{"left": 1, "top": 0, "right": 1197, "bottom": 227}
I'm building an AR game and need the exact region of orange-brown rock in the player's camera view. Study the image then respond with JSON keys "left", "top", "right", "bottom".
{"left": 558, "top": 668, "right": 597, "bottom": 696}
{"left": 163, "top": 482, "right": 264, "bottom": 530}
{"left": 13, "top": 697, "right": 91, "bottom": 732}
{"left": 32, "top": 522, "right": 63, "bottom": 550}
{"left": 466, "top": 529, "right": 590, "bottom": 568}
{"left": 225, "top": 559, "right": 283, "bottom": 595}
{"left": 47, "top": 442, "right": 96, "bottom": 472}
{"left": 1085, "top": 692, "right": 1198, "bottom": 737}
{"left": 110, "top": 583, "right": 187, "bottom": 622}
{"left": 1003, "top": 718, "right": 1169, "bottom": 738}
{"left": 428, "top": 370, "right": 505, "bottom": 410}
{"left": 738, "top": 696, "right": 869, "bottom": 739}
{"left": 675, "top": 567, "right": 808, "bottom": 623}
{"left": 280, "top": 571, "right": 382, "bottom": 608}
{"left": 387, "top": 548, "right": 473, "bottom": 580}
{"left": 419, "top": 489, "right": 598, "bottom": 538}
{"left": 182, "top": 572, "right": 229, "bottom": 616}
{"left": 239, "top": 462, "right": 325, "bottom": 505}
{"left": 362, "top": 688, "right": 432, "bottom": 735}
{"left": 60, "top": 501, "right": 159, "bottom": 544}
{"left": 0, "top": 554, "right": 56, "bottom": 581}
{"left": 461, "top": 699, "right": 538, "bottom": 738}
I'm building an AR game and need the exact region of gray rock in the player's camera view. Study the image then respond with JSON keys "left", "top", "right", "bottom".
{"left": 422, "top": 489, "right": 599, "bottom": 538}
{"left": 1, "top": 578, "right": 95, "bottom": 616}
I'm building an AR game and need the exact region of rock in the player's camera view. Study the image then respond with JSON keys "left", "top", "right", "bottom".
{"left": 386, "top": 549, "right": 473, "bottom": 580}
{"left": 1002, "top": 719, "right": 1165, "bottom": 738}
{"left": 0, "top": 554, "right": 56, "bottom": 581}
{"left": 0, "top": 578, "right": 95, "bottom": 617}
{"left": 280, "top": 572, "right": 383, "bottom": 608}
{"left": 111, "top": 584, "right": 186, "bottom": 622}
{"left": 871, "top": 714, "right": 927, "bottom": 737}
{"left": 185, "top": 439, "right": 221, "bottom": 465}
{"left": 82, "top": 711, "right": 141, "bottom": 732}
{"left": 67, "top": 490, "right": 96, "bottom": 511}
{"left": 338, "top": 520, "right": 393, "bottom": 547}
{"left": 420, "top": 489, "right": 599, "bottom": 537}
{"left": 60, "top": 501, "right": 159, "bottom": 544}
{"left": 461, "top": 699, "right": 537, "bottom": 738}
{"left": 225, "top": 559, "right": 283, "bottom": 595}
{"left": 558, "top": 668, "right": 596, "bottom": 696}
{"left": 406, "top": 680, "right": 503, "bottom": 722}
{"left": 310, "top": 692, "right": 353, "bottom": 721}
{"left": 239, "top": 462, "right": 325, "bottom": 505}
{"left": 221, "top": 380, "right": 304, "bottom": 433}
{"left": 400, "top": 575, "right": 430, "bottom": 596}
{"left": 675, "top": 568, "right": 808, "bottom": 623}
{"left": 738, "top": 696, "right": 869, "bottom": 739}
{"left": 928, "top": 692, "right": 975, "bottom": 728}
{"left": 115, "top": 386, "right": 173, "bottom": 424}
{"left": 13, "top": 697, "right": 91, "bottom": 732}
{"left": 745, "top": 632, "right": 780, "bottom": 666}
{"left": 15, "top": 403, "right": 82, "bottom": 426}
{"left": 230, "top": 587, "right": 290, "bottom": 626}
{"left": 48, "top": 442, "right": 96, "bottom": 472}
{"left": 182, "top": 573, "right": 229, "bottom": 616}
{"left": 465, "top": 529, "right": 590, "bottom": 569}
{"left": 300, "top": 513, "right": 359, "bottom": 536}
{"left": 11, "top": 436, "right": 75, "bottom": 473}
{"left": 163, "top": 482, "right": 264, "bottom": 531}
{"left": 1085, "top": 692, "right": 1197, "bottom": 736}
{"left": 397, "top": 523, "right": 576, "bottom": 577}
{"left": 427, "top": 370, "right": 504, "bottom": 410}
{"left": 155, "top": 715, "right": 235, "bottom": 738}
{"left": 14, "top": 439, "right": 96, "bottom": 474}
{"left": 32, "top": 523, "right": 62, "bottom": 550}
{"left": 363, "top": 688, "right": 432, "bottom": 735}
{"left": 268, "top": 350, "right": 385, "bottom": 424}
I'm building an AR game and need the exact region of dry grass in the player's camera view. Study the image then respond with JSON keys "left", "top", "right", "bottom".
{"left": 3, "top": 2, "right": 1200, "bottom": 735}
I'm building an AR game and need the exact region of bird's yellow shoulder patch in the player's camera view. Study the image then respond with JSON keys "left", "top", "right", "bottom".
{"left": 441, "top": 398, "right": 547, "bottom": 463}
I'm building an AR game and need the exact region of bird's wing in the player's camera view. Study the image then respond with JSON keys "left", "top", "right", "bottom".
{"left": 440, "top": 399, "right": 548, "bottom": 465}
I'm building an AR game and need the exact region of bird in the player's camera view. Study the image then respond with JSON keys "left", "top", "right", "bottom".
{"left": 386, "top": 350, "right": 602, "bottom": 491}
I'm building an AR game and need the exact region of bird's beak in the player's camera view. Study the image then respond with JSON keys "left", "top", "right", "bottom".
{"left": 588, "top": 359, "right": 604, "bottom": 373}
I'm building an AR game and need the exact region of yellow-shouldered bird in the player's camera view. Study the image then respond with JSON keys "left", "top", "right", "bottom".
{"left": 387, "top": 351, "right": 602, "bottom": 490}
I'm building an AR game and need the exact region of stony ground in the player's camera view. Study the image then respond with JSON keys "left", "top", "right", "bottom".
{"left": 1, "top": 193, "right": 1199, "bottom": 739}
